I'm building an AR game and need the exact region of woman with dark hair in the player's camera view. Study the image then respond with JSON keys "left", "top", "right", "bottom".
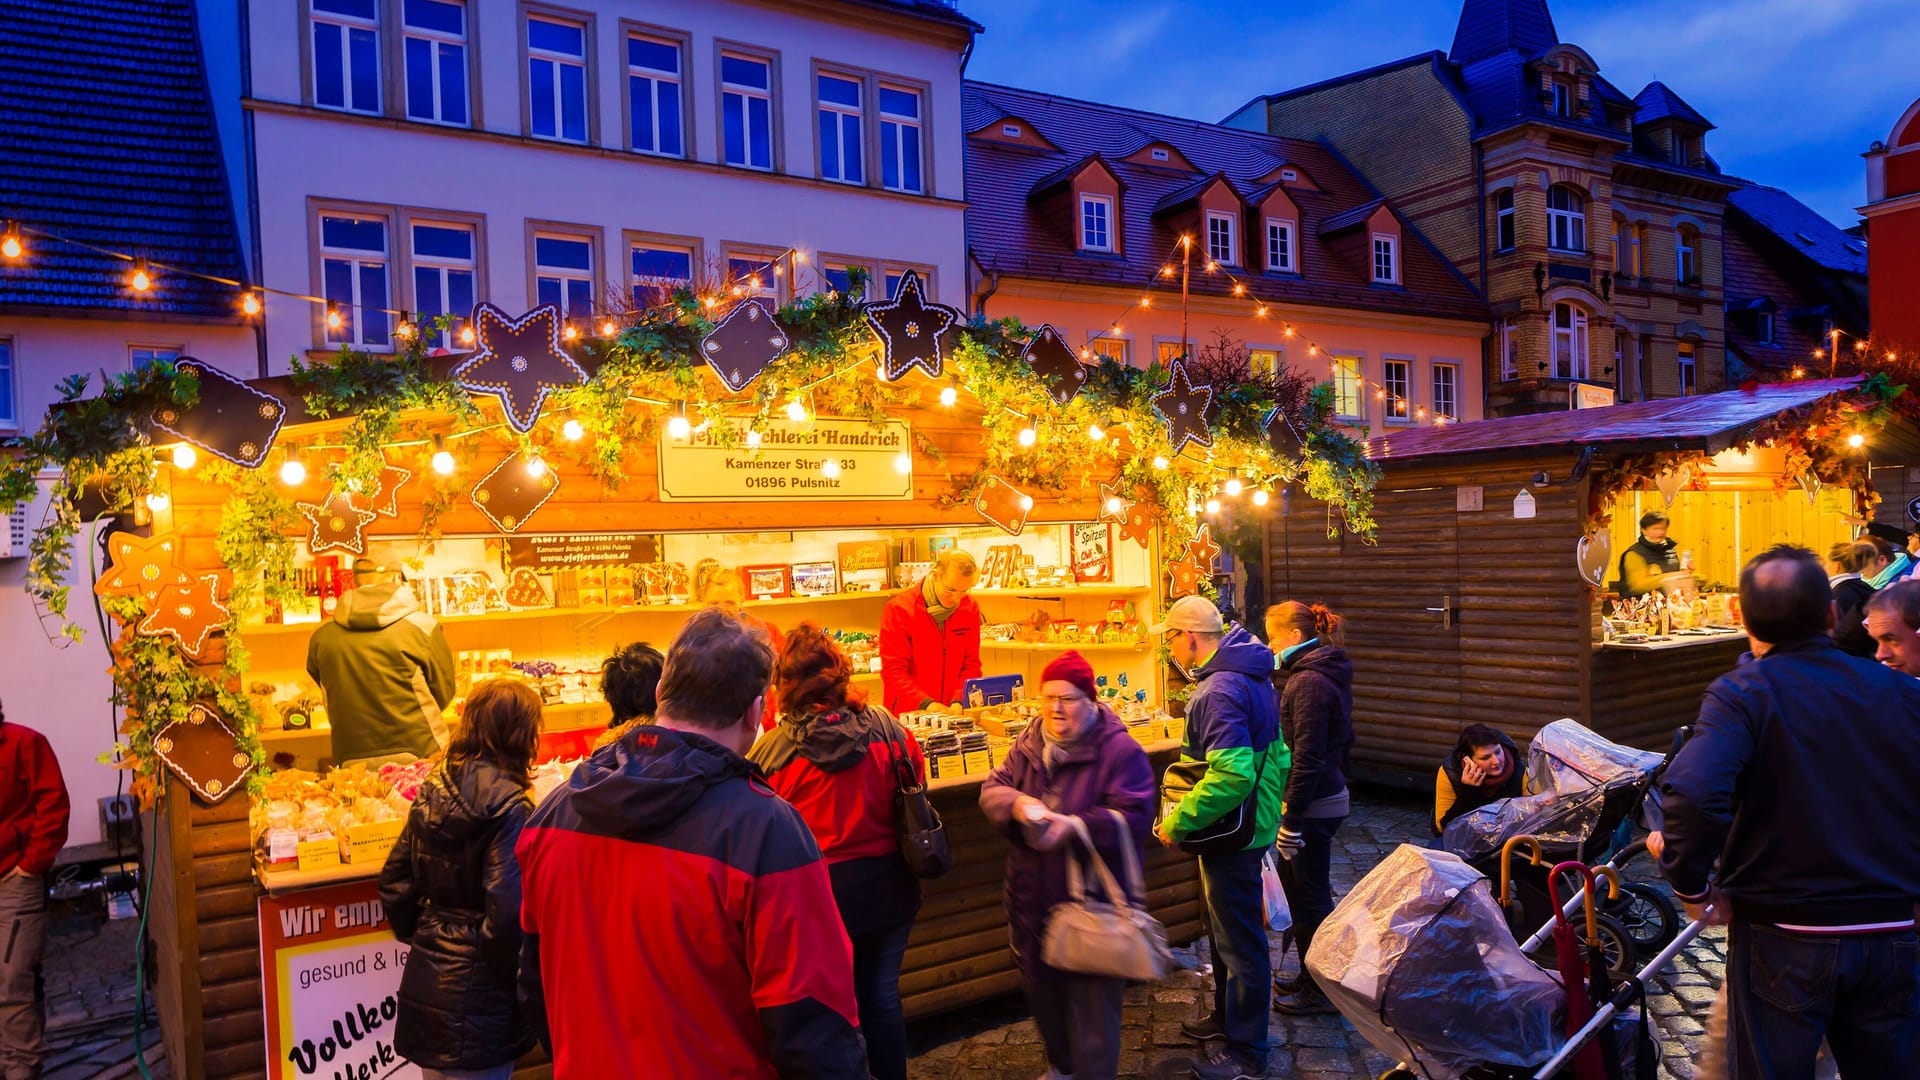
{"left": 1433, "top": 723, "right": 1525, "bottom": 835}
{"left": 592, "top": 641, "right": 663, "bottom": 750}
{"left": 1830, "top": 541, "right": 1880, "bottom": 658}
{"left": 747, "top": 624, "right": 924, "bottom": 1080}
{"left": 380, "top": 678, "right": 542, "bottom": 1080}
{"left": 1264, "top": 601, "right": 1353, "bottom": 1017}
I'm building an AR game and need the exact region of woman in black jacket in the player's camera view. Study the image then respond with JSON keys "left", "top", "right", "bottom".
{"left": 1829, "top": 540, "right": 1880, "bottom": 658}
{"left": 1265, "top": 601, "right": 1354, "bottom": 1017}
{"left": 379, "top": 678, "right": 542, "bottom": 1080}
{"left": 1433, "top": 724, "right": 1526, "bottom": 835}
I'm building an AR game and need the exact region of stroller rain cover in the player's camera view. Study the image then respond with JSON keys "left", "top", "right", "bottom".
{"left": 1306, "top": 844, "right": 1566, "bottom": 1079}
{"left": 1441, "top": 718, "right": 1663, "bottom": 860}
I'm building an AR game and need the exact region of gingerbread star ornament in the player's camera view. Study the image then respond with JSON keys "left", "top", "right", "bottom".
{"left": 1167, "top": 525, "right": 1221, "bottom": 600}
{"left": 297, "top": 490, "right": 379, "bottom": 556}
{"left": 453, "top": 303, "right": 589, "bottom": 432}
{"left": 137, "top": 573, "right": 230, "bottom": 662}
{"left": 1120, "top": 497, "right": 1157, "bottom": 550}
{"left": 363, "top": 464, "right": 413, "bottom": 518}
{"left": 862, "top": 270, "right": 961, "bottom": 382}
{"left": 1152, "top": 360, "right": 1215, "bottom": 456}
{"left": 1098, "top": 477, "right": 1132, "bottom": 525}
{"left": 94, "top": 531, "right": 193, "bottom": 604}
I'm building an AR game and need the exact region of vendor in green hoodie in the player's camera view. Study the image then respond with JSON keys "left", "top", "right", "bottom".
{"left": 308, "top": 554, "right": 457, "bottom": 766}
{"left": 1150, "top": 595, "right": 1289, "bottom": 1080}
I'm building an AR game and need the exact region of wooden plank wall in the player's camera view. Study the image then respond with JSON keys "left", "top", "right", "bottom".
{"left": 1588, "top": 639, "right": 1746, "bottom": 752}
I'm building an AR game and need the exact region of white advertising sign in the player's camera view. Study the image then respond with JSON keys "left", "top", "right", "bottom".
{"left": 659, "top": 417, "right": 913, "bottom": 502}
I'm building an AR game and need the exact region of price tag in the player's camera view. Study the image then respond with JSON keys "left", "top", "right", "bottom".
{"left": 934, "top": 754, "right": 963, "bottom": 779}
{"left": 345, "top": 819, "right": 405, "bottom": 864}
{"left": 962, "top": 750, "right": 992, "bottom": 774}
{"left": 296, "top": 835, "right": 342, "bottom": 872}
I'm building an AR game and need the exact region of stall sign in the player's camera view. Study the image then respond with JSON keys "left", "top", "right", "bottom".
{"left": 659, "top": 417, "right": 913, "bottom": 502}
{"left": 259, "top": 879, "right": 421, "bottom": 1080}
{"left": 1569, "top": 383, "right": 1616, "bottom": 410}
{"left": 506, "top": 532, "right": 660, "bottom": 569}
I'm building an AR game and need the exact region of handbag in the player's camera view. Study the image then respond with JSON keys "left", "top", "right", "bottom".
{"left": 882, "top": 720, "right": 951, "bottom": 879}
{"left": 1160, "top": 745, "right": 1269, "bottom": 857}
{"left": 1041, "top": 811, "right": 1176, "bottom": 982}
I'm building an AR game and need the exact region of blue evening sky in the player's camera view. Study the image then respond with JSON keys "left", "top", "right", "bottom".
{"left": 961, "top": 0, "right": 1919, "bottom": 229}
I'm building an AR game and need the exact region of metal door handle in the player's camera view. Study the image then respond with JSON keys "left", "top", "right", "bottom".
{"left": 1426, "top": 597, "right": 1452, "bottom": 630}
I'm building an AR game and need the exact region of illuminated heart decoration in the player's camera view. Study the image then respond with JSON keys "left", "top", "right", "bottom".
{"left": 1576, "top": 529, "right": 1612, "bottom": 588}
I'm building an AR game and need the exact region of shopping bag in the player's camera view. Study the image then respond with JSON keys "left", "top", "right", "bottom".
{"left": 1261, "top": 850, "right": 1293, "bottom": 932}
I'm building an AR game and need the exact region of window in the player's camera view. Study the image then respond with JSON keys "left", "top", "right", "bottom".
{"left": 1265, "top": 218, "right": 1295, "bottom": 273}
{"left": 1432, "top": 363, "right": 1459, "bottom": 419}
{"left": 728, "top": 253, "right": 780, "bottom": 300}
{"left": 1156, "top": 341, "right": 1190, "bottom": 365}
{"left": 1002, "top": 123, "right": 1021, "bottom": 137}
{"left": 321, "top": 213, "right": 390, "bottom": 347}
{"left": 1548, "top": 186, "right": 1585, "bottom": 252}
{"left": 403, "top": 0, "right": 467, "bottom": 125}
{"left": 1494, "top": 189, "right": 1515, "bottom": 251}
{"left": 816, "top": 73, "right": 863, "bottom": 184}
{"left": 1332, "top": 356, "right": 1364, "bottom": 419}
{"left": 534, "top": 234, "right": 595, "bottom": 317}
{"left": 1614, "top": 217, "right": 1641, "bottom": 277}
{"left": 1206, "top": 212, "right": 1236, "bottom": 266}
{"left": 311, "top": 0, "right": 380, "bottom": 114}
{"left": 1553, "top": 302, "right": 1589, "bottom": 379}
{"left": 1249, "top": 349, "right": 1282, "bottom": 377}
{"left": 0, "top": 338, "right": 12, "bottom": 427}
{"left": 627, "top": 35, "right": 684, "bottom": 157}
{"left": 1499, "top": 317, "right": 1518, "bottom": 380}
{"left": 1383, "top": 358, "right": 1412, "bottom": 421}
{"left": 722, "top": 54, "right": 774, "bottom": 170}
{"left": 879, "top": 85, "right": 923, "bottom": 194}
{"left": 1551, "top": 81, "right": 1571, "bottom": 118}
{"left": 1150, "top": 148, "right": 1170, "bottom": 162}
{"left": 1371, "top": 234, "right": 1398, "bottom": 284}
{"left": 411, "top": 222, "right": 475, "bottom": 348}
{"left": 528, "top": 16, "right": 588, "bottom": 143}
{"left": 818, "top": 259, "right": 869, "bottom": 298}
{"left": 631, "top": 243, "right": 693, "bottom": 306}
{"left": 882, "top": 266, "right": 932, "bottom": 299}
{"left": 1678, "top": 341, "right": 1697, "bottom": 395}
{"left": 130, "top": 346, "right": 181, "bottom": 371}
{"left": 1080, "top": 195, "right": 1113, "bottom": 253}
{"left": 1676, "top": 225, "right": 1699, "bottom": 285}
{"left": 1757, "top": 311, "right": 1774, "bottom": 345}
{"left": 1088, "top": 338, "right": 1127, "bottom": 364}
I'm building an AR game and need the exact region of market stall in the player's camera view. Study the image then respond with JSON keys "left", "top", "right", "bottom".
{"left": 1266, "top": 376, "right": 1918, "bottom": 788}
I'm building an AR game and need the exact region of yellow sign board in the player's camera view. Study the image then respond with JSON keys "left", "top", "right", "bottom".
{"left": 659, "top": 417, "right": 913, "bottom": 502}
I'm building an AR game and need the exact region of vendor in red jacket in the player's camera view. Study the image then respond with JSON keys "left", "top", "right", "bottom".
{"left": 2, "top": 701, "right": 71, "bottom": 1080}
{"left": 879, "top": 549, "right": 983, "bottom": 714}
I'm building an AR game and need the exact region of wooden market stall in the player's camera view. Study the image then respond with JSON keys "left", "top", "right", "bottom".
{"left": 1265, "top": 377, "right": 1920, "bottom": 789}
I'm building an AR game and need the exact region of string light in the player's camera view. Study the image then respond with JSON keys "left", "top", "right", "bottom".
{"left": 129, "top": 264, "right": 152, "bottom": 292}
{"left": 242, "top": 292, "right": 261, "bottom": 316}
{"left": 1205, "top": 497, "right": 1221, "bottom": 515}
{"left": 893, "top": 451, "right": 912, "bottom": 474}
{"left": 431, "top": 435, "right": 455, "bottom": 476}
{"left": 1105, "top": 496, "right": 1124, "bottom": 515}
{"left": 1018, "top": 494, "right": 1034, "bottom": 511}
{"left": 601, "top": 320, "right": 616, "bottom": 336}
{"left": 667, "top": 406, "right": 692, "bottom": 440}
{"left": 525, "top": 455, "right": 548, "bottom": 478}
{"left": 1152, "top": 456, "right": 1169, "bottom": 470}
{"left": 395, "top": 318, "right": 415, "bottom": 340}
{"left": 0, "top": 223, "right": 21, "bottom": 260}
{"left": 563, "top": 323, "right": 579, "bottom": 342}
{"left": 459, "top": 324, "right": 475, "bottom": 345}
{"left": 562, "top": 419, "right": 584, "bottom": 441}
{"left": 1848, "top": 433, "right": 1866, "bottom": 449}
{"left": 1138, "top": 296, "right": 1150, "bottom": 309}
{"left": 326, "top": 307, "right": 344, "bottom": 331}
{"left": 1791, "top": 366, "right": 1805, "bottom": 379}
{"left": 786, "top": 398, "right": 809, "bottom": 423}
{"left": 938, "top": 385, "right": 958, "bottom": 408}
{"left": 278, "top": 455, "right": 306, "bottom": 486}
{"left": 1087, "top": 422, "right": 1104, "bottom": 441}
{"left": 821, "top": 458, "right": 840, "bottom": 478}
{"left": 1017, "top": 426, "right": 1037, "bottom": 447}
{"left": 1223, "top": 478, "right": 1243, "bottom": 496}
{"left": 1252, "top": 489, "right": 1270, "bottom": 507}
{"left": 170, "top": 444, "right": 197, "bottom": 469}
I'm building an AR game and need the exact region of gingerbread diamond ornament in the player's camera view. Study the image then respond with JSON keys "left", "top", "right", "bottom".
{"left": 972, "top": 475, "right": 1033, "bottom": 536}
{"left": 862, "top": 270, "right": 961, "bottom": 382}
{"left": 297, "top": 490, "right": 379, "bottom": 556}
{"left": 138, "top": 572, "right": 229, "bottom": 662}
{"left": 700, "top": 298, "right": 788, "bottom": 393}
{"left": 151, "top": 357, "right": 287, "bottom": 468}
{"left": 151, "top": 701, "right": 253, "bottom": 805}
{"left": 94, "top": 531, "right": 193, "bottom": 604}
{"left": 1022, "top": 324, "right": 1089, "bottom": 406}
{"left": 453, "top": 303, "right": 589, "bottom": 432}
{"left": 470, "top": 451, "right": 560, "bottom": 533}
{"left": 1152, "top": 360, "right": 1215, "bottom": 456}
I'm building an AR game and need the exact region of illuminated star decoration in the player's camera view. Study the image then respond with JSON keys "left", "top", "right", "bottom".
{"left": 699, "top": 298, "right": 788, "bottom": 392}
{"left": 1263, "top": 406, "right": 1302, "bottom": 458}
{"left": 94, "top": 531, "right": 192, "bottom": 604}
{"left": 1022, "top": 324, "right": 1089, "bottom": 406}
{"left": 151, "top": 357, "right": 287, "bottom": 468}
{"left": 137, "top": 573, "right": 230, "bottom": 662}
{"left": 862, "top": 269, "right": 961, "bottom": 382}
{"left": 150, "top": 701, "right": 253, "bottom": 805}
{"left": 1098, "top": 477, "right": 1132, "bottom": 525}
{"left": 1152, "top": 360, "right": 1215, "bottom": 456}
{"left": 297, "top": 490, "right": 379, "bottom": 555}
{"left": 363, "top": 464, "right": 412, "bottom": 518}
{"left": 1167, "top": 525, "right": 1221, "bottom": 600}
{"left": 453, "top": 302, "right": 589, "bottom": 432}
{"left": 1120, "top": 496, "right": 1157, "bottom": 550}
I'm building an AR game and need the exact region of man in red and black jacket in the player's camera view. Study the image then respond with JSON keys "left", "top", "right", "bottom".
{"left": 515, "top": 608, "right": 865, "bottom": 1080}
{"left": 2, "top": 701, "right": 70, "bottom": 1080}
{"left": 879, "top": 550, "right": 982, "bottom": 715}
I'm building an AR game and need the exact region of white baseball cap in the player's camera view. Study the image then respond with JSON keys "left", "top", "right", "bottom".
{"left": 1148, "top": 595, "right": 1224, "bottom": 634}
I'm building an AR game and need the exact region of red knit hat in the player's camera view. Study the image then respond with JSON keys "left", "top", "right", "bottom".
{"left": 1040, "top": 651, "right": 1098, "bottom": 704}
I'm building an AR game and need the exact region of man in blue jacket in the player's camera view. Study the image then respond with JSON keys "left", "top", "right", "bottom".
{"left": 1660, "top": 545, "right": 1920, "bottom": 1079}
{"left": 1151, "top": 595, "right": 1289, "bottom": 1080}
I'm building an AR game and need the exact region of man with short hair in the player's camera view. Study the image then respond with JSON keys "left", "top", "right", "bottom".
{"left": 1660, "top": 545, "right": 1920, "bottom": 1078}
{"left": 515, "top": 607, "right": 865, "bottom": 1079}
{"left": 307, "top": 554, "right": 456, "bottom": 765}
{"left": 1150, "top": 595, "right": 1289, "bottom": 1080}
{"left": 879, "top": 549, "right": 982, "bottom": 713}
{"left": 1865, "top": 581, "right": 1920, "bottom": 677}
{"left": 1, "top": 701, "right": 69, "bottom": 1080}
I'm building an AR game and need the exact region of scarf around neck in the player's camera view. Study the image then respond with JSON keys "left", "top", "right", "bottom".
{"left": 923, "top": 574, "right": 957, "bottom": 625}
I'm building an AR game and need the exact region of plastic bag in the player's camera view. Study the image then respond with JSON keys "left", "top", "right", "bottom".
{"left": 1261, "top": 850, "right": 1292, "bottom": 932}
{"left": 1526, "top": 718, "right": 1662, "bottom": 799}
{"left": 1441, "top": 787, "right": 1608, "bottom": 861}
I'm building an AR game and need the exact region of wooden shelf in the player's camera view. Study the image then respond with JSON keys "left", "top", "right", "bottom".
{"left": 256, "top": 860, "right": 378, "bottom": 896}
{"left": 238, "top": 591, "right": 893, "bottom": 639}
{"left": 971, "top": 585, "right": 1148, "bottom": 598}
{"left": 979, "top": 641, "right": 1151, "bottom": 653}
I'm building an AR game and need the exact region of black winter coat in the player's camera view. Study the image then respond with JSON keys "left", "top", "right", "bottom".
{"left": 378, "top": 758, "right": 536, "bottom": 1071}
{"left": 1274, "top": 643, "right": 1354, "bottom": 825}
{"left": 1832, "top": 577, "right": 1877, "bottom": 659}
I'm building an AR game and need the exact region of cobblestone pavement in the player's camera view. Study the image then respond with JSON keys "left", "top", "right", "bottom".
{"left": 906, "top": 790, "right": 1726, "bottom": 1079}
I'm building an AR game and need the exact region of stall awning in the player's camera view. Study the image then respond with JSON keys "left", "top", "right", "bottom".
{"left": 1370, "top": 378, "right": 1863, "bottom": 462}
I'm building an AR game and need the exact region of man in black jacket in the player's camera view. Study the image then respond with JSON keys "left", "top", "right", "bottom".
{"left": 1660, "top": 545, "right": 1920, "bottom": 1079}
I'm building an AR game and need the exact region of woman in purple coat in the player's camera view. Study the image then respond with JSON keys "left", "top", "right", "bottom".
{"left": 980, "top": 652, "right": 1157, "bottom": 1080}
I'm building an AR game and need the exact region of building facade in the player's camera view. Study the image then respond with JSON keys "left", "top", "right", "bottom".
{"left": 1226, "top": 0, "right": 1739, "bottom": 415}
{"left": 1722, "top": 182, "right": 1868, "bottom": 379}
{"left": 964, "top": 83, "right": 1489, "bottom": 432}
{"left": 1864, "top": 99, "right": 1920, "bottom": 354}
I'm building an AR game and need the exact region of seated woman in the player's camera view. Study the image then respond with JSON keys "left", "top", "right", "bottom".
{"left": 1432, "top": 724, "right": 1525, "bottom": 836}
{"left": 592, "top": 642, "right": 663, "bottom": 750}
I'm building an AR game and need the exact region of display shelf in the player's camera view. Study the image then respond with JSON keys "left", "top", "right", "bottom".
{"left": 970, "top": 584, "right": 1147, "bottom": 598}
{"left": 979, "top": 641, "right": 1150, "bottom": 653}
{"left": 236, "top": 591, "right": 893, "bottom": 639}
{"left": 255, "top": 859, "right": 377, "bottom": 896}
{"left": 260, "top": 727, "right": 329, "bottom": 746}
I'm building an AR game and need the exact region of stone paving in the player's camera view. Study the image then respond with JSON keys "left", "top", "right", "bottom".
{"left": 905, "top": 790, "right": 1727, "bottom": 1079}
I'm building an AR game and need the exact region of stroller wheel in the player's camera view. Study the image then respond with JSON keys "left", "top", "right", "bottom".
{"left": 1606, "top": 882, "right": 1680, "bottom": 951}
{"left": 1579, "top": 912, "right": 1638, "bottom": 982}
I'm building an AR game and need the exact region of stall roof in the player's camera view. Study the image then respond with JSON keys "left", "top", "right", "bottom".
{"left": 1369, "top": 378, "right": 1863, "bottom": 462}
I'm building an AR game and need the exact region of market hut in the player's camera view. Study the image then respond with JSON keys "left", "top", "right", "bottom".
{"left": 1265, "top": 376, "right": 1915, "bottom": 789}
{"left": 6, "top": 279, "right": 1377, "bottom": 1078}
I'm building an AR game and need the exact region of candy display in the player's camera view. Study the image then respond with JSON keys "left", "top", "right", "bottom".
{"left": 253, "top": 764, "right": 412, "bottom": 870}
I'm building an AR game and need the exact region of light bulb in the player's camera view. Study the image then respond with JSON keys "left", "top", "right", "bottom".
{"left": 0, "top": 232, "right": 21, "bottom": 260}
{"left": 939, "top": 386, "right": 958, "bottom": 407}
{"left": 1152, "top": 456, "right": 1169, "bottom": 470}
{"left": 327, "top": 308, "right": 344, "bottom": 330}
{"left": 170, "top": 444, "right": 197, "bottom": 469}
{"left": 242, "top": 292, "right": 261, "bottom": 316}
{"left": 1848, "top": 433, "right": 1866, "bottom": 449}
{"left": 460, "top": 325, "right": 475, "bottom": 345}
{"left": 785, "top": 399, "right": 808, "bottom": 423}
{"left": 1224, "top": 478, "right": 1243, "bottom": 496}
{"left": 1087, "top": 423, "right": 1104, "bottom": 442}
{"left": 562, "top": 419, "right": 584, "bottom": 441}
{"left": 1139, "top": 296, "right": 1151, "bottom": 308}
{"left": 601, "top": 320, "right": 616, "bottom": 336}
{"left": 1018, "top": 494, "right": 1034, "bottom": 511}
{"left": 431, "top": 449, "right": 455, "bottom": 476}
{"left": 821, "top": 459, "right": 841, "bottom": 478}
{"left": 746, "top": 429, "right": 763, "bottom": 449}
{"left": 667, "top": 414, "right": 692, "bottom": 440}
{"left": 130, "top": 266, "right": 152, "bottom": 292}
{"left": 893, "top": 451, "right": 912, "bottom": 475}
{"left": 563, "top": 324, "right": 579, "bottom": 341}
{"left": 1205, "top": 498, "right": 1221, "bottom": 515}
{"left": 1105, "top": 496, "right": 1123, "bottom": 515}
{"left": 145, "top": 492, "right": 169, "bottom": 512}
{"left": 395, "top": 320, "right": 414, "bottom": 340}
{"left": 1252, "top": 489, "right": 1270, "bottom": 507}
{"left": 279, "top": 458, "right": 307, "bottom": 486}
{"left": 525, "top": 456, "right": 548, "bottom": 478}
{"left": 1017, "top": 427, "right": 1037, "bottom": 447}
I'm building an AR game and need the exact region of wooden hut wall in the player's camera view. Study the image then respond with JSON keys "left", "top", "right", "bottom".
{"left": 1266, "top": 454, "right": 1591, "bottom": 787}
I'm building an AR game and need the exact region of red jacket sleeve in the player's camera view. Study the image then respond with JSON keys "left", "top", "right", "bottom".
{"left": 21, "top": 731, "right": 70, "bottom": 875}
{"left": 748, "top": 815, "right": 867, "bottom": 1078}
{"left": 878, "top": 596, "right": 927, "bottom": 713}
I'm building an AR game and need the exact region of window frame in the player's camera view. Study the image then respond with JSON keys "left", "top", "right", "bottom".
{"left": 815, "top": 251, "right": 877, "bottom": 299}
{"left": 1332, "top": 354, "right": 1365, "bottom": 421}
{"left": 1155, "top": 339, "right": 1193, "bottom": 366}
{"left": 1494, "top": 189, "right": 1515, "bottom": 252}
{"left": 1677, "top": 341, "right": 1697, "bottom": 396}
{"left": 526, "top": 221, "right": 603, "bottom": 320}
{"left": 1371, "top": 233, "right": 1398, "bottom": 284}
{"left": 880, "top": 262, "right": 936, "bottom": 301}
{"left": 313, "top": 202, "right": 398, "bottom": 351}
{"left": 622, "top": 22, "right": 692, "bottom": 159}
{"left": 627, "top": 230, "right": 702, "bottom": 307}
{"left": 1757, "top": 310, "right": 1774, "bottom": 345}
{"left": 129, "top": 344, "right": 185, "bottom": 372}
{"left": 402, "top": 209, "right": 485, "bottom": 348}
{"left": 1079, "top": 194, "right": 1114, "bottom": 253}
{"left": 813, "top": 69, "right": 866, "bottom": 186}
{"left": 1248, "top": 346, "right": 1284, "bottom": 378}
{"left": 0, "top": 336, "right": 15, "bottom": 431}
{"left": 1381, "top": 356, "right": 1414, "bottom": 424}
{"left": 1205, "top": 210, "right": 1237, "bottom": 267}
{"left": 522, "top": 5, "right": 594, "bottom": 145}
{"left": 1614, "top": 216, "right": 1642, "bottom": 278}
{"left": 307, "top": 0, "right": 383, "bottom": 115}
{"left": 877, "top": 80, "right": 928, "bottom": 195}
{"left": 1264, "top": 217, "right": 1296, "bottom": 273}
{"left": 723, "top": 244, "right": 790, "bottom": 304}
{"left": 1499, "top": 317, "right": 1519, "bottom": 381}
{"left": 1676, "top": 225, "right": 1699, "bottom": 285}
{"left": 1552, "top": 302, "right": 1590, "bottom": 380}
{"left": 716, "top": 43, "right": 780, "bottom": 172}
{"left": 1547, "top": 185, "right": 1586, "bottom": 253}
{"left": 1550, "top": 80, "right": 1571, "bottom": 118}
{"left": 1432, "top": 361, "right": 1460, "bottom": 420}
{"left": 400, "top": 0, "right": 472, "bottom": 127}
{"left": 1086, "top": 337, "right": 1128, "bottom": 364}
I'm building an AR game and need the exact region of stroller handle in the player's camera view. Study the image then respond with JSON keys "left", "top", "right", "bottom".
{"left": 1500, "top": 835, "right": 1546, "bottom": 909}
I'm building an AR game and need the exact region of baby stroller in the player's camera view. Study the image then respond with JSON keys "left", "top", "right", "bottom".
{"left": 1441, "top": 720, "right": 1684, "bottom": 978}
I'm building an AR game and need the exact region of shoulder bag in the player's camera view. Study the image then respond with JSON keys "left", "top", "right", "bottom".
{"left": 1041, "top": 810, "right": 1175, "bottom": 982}
{"left": 881, "top": 718, "right": 951, "bottom": 879}
{"left": 1160, "top": 743, "right": 1269, "bottom": 857}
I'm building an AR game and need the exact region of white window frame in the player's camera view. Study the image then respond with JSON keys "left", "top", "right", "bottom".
{"left": 630, "top": 240, "right": 695, "bottom": 305}
{"left": 1248, "top": 347, "right": 1284, "bottom": 377}
{"left": 1333, "top": 355, "right": 1365, "bottom": 421}
{"left": 409, "top": 221, "right": 477, "bottom": 348}
{"left": 1494, "top": 189, "right": 1515, "bottom": 251}
{"left": 1553, "top": 302, "right": 1590, "bottom": 380}
{"left": 1155, "top": 339, "right": 1192, "bottom": 366}
{"left": 1676, "top": 226, "right": 1698, "bottom": 284}
{"left": 129, "top": 344, "right": 183, "bottom": 371}
{"left": 727, "top": 249, "right": 785, "bottom": 303}
{"left": 1079, "top": 194, "right": 1113, "bottom": 253}
{"left": 311, "top": 0, "right": 382, "bottom": 115}
{"left": 1432, "top": 362, "right": 1459, "bottom": 419}
{"left": 1499, "top": 317, "right": 1519, "bottom": 380}
{"left": 527, "top": 14, "right": 589, "bottom": 144}
{"left": 721, "top": 52, "right": 775, "bottom": 171}
{"left": 1265, "top": 217, "right": 1295, "bottom": 273}
{"left": 402, "top": 0, "right": 468, "bottom": 126}
{"left": 1087, "top": 337, "right": 1128, "bottom": 364}
{"left": 0, "top": 336, "right": 14, "bottom": 429}
{"left": 1206, "top": 211, "right": 1237, "bottom": 266}
{"left": 627, "top": 33, "right": 684, "bottom": 157}
{"left": 1548, "top": 186, "right": 1586, "bottom": 253}
{"left": 319, "top": 211, "right": 392, "bottom": 349}
{"left": 1371, "top": 233, "right": 1398, "bottom": 284}
{"left": 1382, "top": 357, "right": 1413, "bottom": 423}
{"left": 817, "top": 72, "right": 864, "bottom": 185}
{"left": 879, "top": 84, "right": 924, "bottom": 194}
{"left": 1678, "top": 341, "right": 1697, "bottom": 395}
{"left": 533, "top": 232, "right": 597, "bottom": 318}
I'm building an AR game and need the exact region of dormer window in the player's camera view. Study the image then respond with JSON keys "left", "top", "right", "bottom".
{"left": 1080, "top": 194, "right": 1113, "bottom": 253}
{"left": 1265, "top": 217, "right": 1295, "bottom": 273}
{"left": 1281, "top": 168, "right": 1298, "bottom": 181}
{"left": 1758, "top": 311, "right": 1774, "bottom": 345}
{"left": 1151, "top": 147, "right": 1169, "bottom": 162}
{"left": 1002, "top": 123, "right": 1021, "bottom": 138}
{"left": 1371, "top": 233, "right": 1398, "bottom": 284}
{"left": 1206, "top": 211, "right": 1236, "bottom": 266}
{"left": 1551, "top": 81, "right": 1572, "bottom": 118}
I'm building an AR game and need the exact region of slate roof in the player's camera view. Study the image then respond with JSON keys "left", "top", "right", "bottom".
{"left": 965, "top": 82, "right": 1485, "bottom": 323}
{"left": 1633, "top": 81, "right": 1713, "bottom": 129}
{"left": 1318, "top": 199, "right": 1385, "bottom": 237}
{"left": 1727, "top": 183, "right": 1867, "bottom": 275}
{"left": 1449, "top": 0, "right": 1559, "bottom": 66}
{"left": 0, "top": 0, "right": 246, "bottom": 318}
